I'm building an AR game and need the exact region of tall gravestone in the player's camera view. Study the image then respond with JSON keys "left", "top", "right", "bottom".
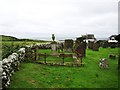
{"left": 74, "top": 37, "right": 87, "bottom": 57}
{"left": 75, "top": 43, "right": 86, "bottom": 57}
{"left": 93, "top": 42, "right": 100, "bottom": 51}
{"left": 51, "top": 41, "right": 58, "bottom": 52}
{"left": 64, "top": 39, "right": 73, "bottom": 52}
{"left": 88, "top": 41, "right": 94, "bottom": 49}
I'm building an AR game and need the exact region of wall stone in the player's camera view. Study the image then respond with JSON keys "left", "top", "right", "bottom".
{"left": 2, "top": 48, "right": 26, "bottom": 89}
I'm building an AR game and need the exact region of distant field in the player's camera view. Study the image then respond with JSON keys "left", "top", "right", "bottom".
{"left": 8, "top": 47, "right": 118, "bottom": 88}
{"left": 2, "top": 41, "right": 50, "bottom": 59}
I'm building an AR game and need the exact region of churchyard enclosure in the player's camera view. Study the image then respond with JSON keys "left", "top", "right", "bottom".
{"left": 1, "top": 40, "right": 119, "bottom": 88}
{"left": 9, "top": 47, "right": 118, "bottom": 88}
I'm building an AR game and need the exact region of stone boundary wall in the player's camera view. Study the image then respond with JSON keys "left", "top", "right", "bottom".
{"left": 1, "top": 48, "right": 25, "bottom": 89}
{"left": 0, "top": 43, "right": 55, "bottom": 89}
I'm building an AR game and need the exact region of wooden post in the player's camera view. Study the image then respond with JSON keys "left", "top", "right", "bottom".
{"left": 34, "top": 46, "right": 38, "bottom": 62}
{"left": 62, "top": 54, "right": 64, "bottom": 64}
{"left": 79, "top": 54, "right": 82, "bottom": 64}
{"left": 44, "top": 53, "right": 47, "bottom": 64}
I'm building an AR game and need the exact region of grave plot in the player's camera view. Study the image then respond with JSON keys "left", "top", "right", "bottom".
{"left": 36, "top": 49, "right": 84, "bottom": 67}
{"left": 23, "top": 41, "right": 85, "bottom": 67}
{"left": 24, "top": 42, "right": 84, "bottom": 67}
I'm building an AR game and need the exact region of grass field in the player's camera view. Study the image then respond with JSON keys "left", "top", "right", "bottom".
{"left": 1, "top": 41, "right": 50, "bottom": 59}
{"left": 8, "top": 47, "right": 118, "bottom": 88}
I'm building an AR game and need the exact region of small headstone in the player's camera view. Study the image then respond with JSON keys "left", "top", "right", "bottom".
{"left": 64, "top": 39, "right": 73, "bottom": 52}
{"left": 109, "top": 54, "right": 116, "bottom": 59}
{"left": 51, "top": 41, "right": 58, "bottom": 52}
{"left": 99, "top": 58, "right": 109, "bottom": 69}
{"left": 93, "top": 42, "right": 100, "bottom": 51}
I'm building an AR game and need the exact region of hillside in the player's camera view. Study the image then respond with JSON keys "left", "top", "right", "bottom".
{"left": 1, "top": 35, "right": 18, "bottom": 41}
{"left": 1, "top": 35, "right": 50, "bottom": 43}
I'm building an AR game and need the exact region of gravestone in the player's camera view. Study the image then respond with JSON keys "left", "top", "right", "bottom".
{"left": 51, "top": 41, "right": 57, "bottom": 51}
{"left": 64, "top": 39, "right": 73, "bottom": 52}
{"left": 93, "top": 42, "right": 100, "bottom": 51}
{"left": 102, "top": 41, "right": 109, "bottom": 48}
{"left": 88, "top": 41, "right": 94, "bottom": 49}
{"left": 75, "top": 43, "right": 86, "bottom": 57}
{"left": 57, "top": 43, "right": 64, "bottom": 53}
{"left": 109, "top": 42, "right": 116, "bottom": 48}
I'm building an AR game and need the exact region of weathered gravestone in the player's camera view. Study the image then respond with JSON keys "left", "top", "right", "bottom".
{"left": 93, "top": 41, "right": 100, "bottom": 51}
{"left": 51, "top": 41, "right": 57, "bottom": 51}
{"left": 88, "top": 41, "right": 94, "bottom": 49}
{"left": 64, "top": 39, "right": 73, "bottom": 52}
{"left": 75, "top": 43, "right": 86, "bottom": 57}
{"left": 57, "top": 43, "right": 64, "bottom": 53}
{"left": 109, "top": 42, "right": 116, "bottom": 48}
{"left": 102, "top": 41, "right": 109, "bottom": 48}
{"left": 50, "top": 41, "right": 58, "bottom": 55}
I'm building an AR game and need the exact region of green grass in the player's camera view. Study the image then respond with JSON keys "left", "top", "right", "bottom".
{"left": 9, "top": 47, "right": 118, "bottom": 88}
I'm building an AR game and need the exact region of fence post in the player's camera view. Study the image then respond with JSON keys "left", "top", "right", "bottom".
{"left": 44, "top": 53, "right": 47, "bottom": 64}
{"left": 34, "top": 46, "right": 38, "bottom": 62}
{"left": 79, "top": 54, "right": 82, "bottom": 64}
{"left": 62, "top": 53, "right": 64, "bottom": 64}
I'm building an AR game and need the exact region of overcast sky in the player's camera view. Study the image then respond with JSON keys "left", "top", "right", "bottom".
{"left": 0, "top": 0, "right": 119, "bottom": 40}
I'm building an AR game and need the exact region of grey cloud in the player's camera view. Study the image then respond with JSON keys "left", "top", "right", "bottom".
{"left": 0, "top": 0, "right": 118, "bottom": 40}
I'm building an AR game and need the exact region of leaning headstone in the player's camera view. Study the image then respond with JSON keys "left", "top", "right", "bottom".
{"left": 64, "top": 39, "right": 73, "bottom": 52}
{"left": 88, "top": 41, "right": 94, "bottom": 49}
{"left": 75, "top": 43, "right": 86, "bottom": 57}
{"left": 93, "top": 42, "right": 100, "bottom": 51}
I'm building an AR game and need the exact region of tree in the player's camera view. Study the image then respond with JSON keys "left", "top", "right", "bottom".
{"left": 52, "top": 34, "right": 55, "bottom": 41}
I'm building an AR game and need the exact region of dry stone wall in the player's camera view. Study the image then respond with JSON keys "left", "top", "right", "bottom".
{"left": 1, "top": 48, "right": 25, "bottom": 89}
{"left": 1, "top": 43, "right": 54, "bottom": 89}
